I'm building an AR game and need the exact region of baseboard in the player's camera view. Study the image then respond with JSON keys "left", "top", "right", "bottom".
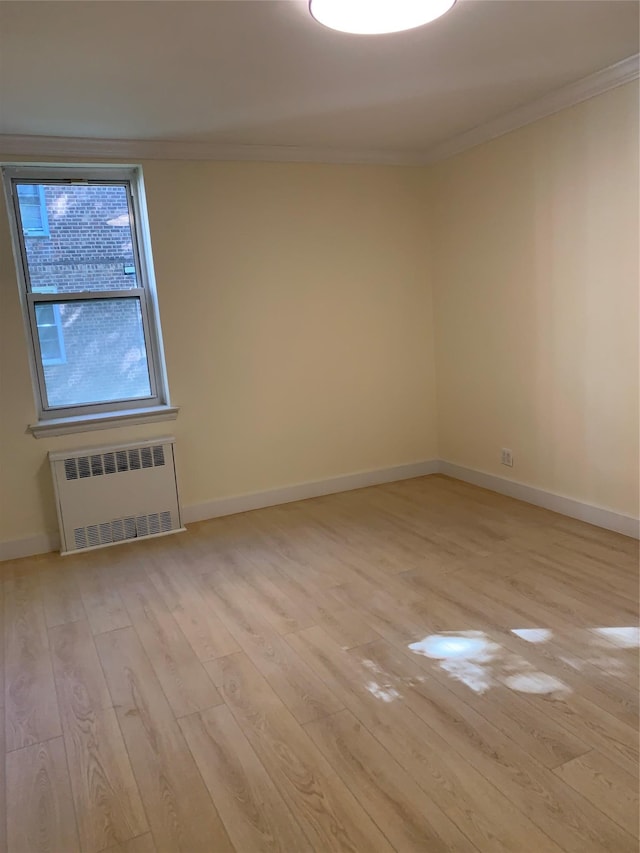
{"left": 0, "top": 531, "right": 60, "bottom": 563}
{"left": 3, "top": 455, "right": 637, "bottom": 561}
{"left": 438, "top": 460, "right": 640, "bottom": 539}
{"left": 182, "top": 459, "right": 440, "bottom": 524}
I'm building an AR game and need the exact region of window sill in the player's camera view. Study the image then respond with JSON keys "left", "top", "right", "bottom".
{"left": 29, "top": 405, "right": 179, "bottom": 438}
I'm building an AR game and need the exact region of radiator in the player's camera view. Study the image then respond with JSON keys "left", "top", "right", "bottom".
{"left": 49, "top": 436, "right": 185, "bottom": 555}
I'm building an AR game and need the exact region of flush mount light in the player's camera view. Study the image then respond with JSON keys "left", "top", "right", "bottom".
{"left": 309, "top": 0, "right": 456, "bottom": 35}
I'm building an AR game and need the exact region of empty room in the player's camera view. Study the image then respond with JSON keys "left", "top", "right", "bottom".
{"left": 0, "top": 1, "right": 638, "bottom": 851}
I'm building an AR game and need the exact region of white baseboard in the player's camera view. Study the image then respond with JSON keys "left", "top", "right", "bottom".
{"left": 0, "top": 531, "right": 60, "bottom": 563}
{"left": 0, "top": 460, "right": 439, "bottom": 561}
{"left": 438, "top": 460, "right": 640, "bottom": 539}
{"left": 182, "top": 459, "right": 440, "bottom": 524}
{"left": 2, "top": 455, "right": 637, "bottom": 561}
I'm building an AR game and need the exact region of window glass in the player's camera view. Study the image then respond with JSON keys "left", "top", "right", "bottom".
{"left": 3, "top": 165, "right": 168, "bottom": 425}
{"left": 18, "top": 183, "right": 137, "bottom": 292}
{"left": 35, "top": 303, "right": 65, "bottom": 364}
{"left": 17, "top": 183, "right": 48, "bottom": 235}
{"left": 34, "top": 298, "right": 152, "bottom": 407}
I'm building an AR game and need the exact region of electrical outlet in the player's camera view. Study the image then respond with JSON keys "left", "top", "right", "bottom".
{"left": 501, "top": 448, "right": 513, "bottom": 467}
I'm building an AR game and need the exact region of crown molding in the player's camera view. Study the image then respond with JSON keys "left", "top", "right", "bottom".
{"left": 422, "top": 53, "right": 639, "bottom": 164}
{"left": 0, "top": 134, "right": 424, "bottom": 166}
{"left": 0, "top": 55, "right": 637, "bottom": 167}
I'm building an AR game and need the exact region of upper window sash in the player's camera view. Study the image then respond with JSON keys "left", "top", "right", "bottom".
{"left": 1, "top": 164, "right": 171, "bottom": 425}
{"left": 8, "top": 175, "right": 143, "bottom": 296}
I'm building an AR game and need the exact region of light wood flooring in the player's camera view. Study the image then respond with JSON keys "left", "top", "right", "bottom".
{"left": 2, "top": 474, "right": 639, "bottom": 852}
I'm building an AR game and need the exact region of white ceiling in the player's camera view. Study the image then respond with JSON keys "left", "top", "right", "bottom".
{"left": 0, "top": 0, "right": 638, "bottom": 158}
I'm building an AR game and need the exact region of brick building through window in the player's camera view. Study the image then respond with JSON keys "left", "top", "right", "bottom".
{"left": 2, "top": 164, "right": 170, "bottom": 432}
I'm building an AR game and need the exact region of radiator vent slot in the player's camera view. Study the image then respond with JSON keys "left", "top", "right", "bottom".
{"left": 50, "top": 437, "right": 182, "bottom": 555}
{"left": 73, "top": 511, "right": 173, "bottom": 550}
{"left": 63, "top": 443, "right": 166, "bottom": 480}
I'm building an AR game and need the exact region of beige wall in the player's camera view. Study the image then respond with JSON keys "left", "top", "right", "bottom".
{"left": 429, "top": 81, "right": 639, "bottom": 517}
{"left": 0, "top": 161, "right": 437, "bottom": 546}
{"left": 1, "top": 81, "right": 638, "bottom": 550}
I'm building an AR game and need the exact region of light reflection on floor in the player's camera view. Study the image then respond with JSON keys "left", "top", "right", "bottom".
{"left": 406, "top": 627, "right": 639, "bottom": 696}
{"left": 591, "top": 626, "right": 640, "bottom": 648}
{"left": 365, "top": 682, "right": 401, "bottom": 702}
{"left": 511, "top": 628, "right": 552, "bottom": 643}
{"left": 362, "top": 659, "right": 402, "bottom": 702}
{"left": 408, "top": 631, "right": 501, "bottom": 694}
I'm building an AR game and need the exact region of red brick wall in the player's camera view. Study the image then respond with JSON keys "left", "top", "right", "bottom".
{"left": 25, "top": 184, "right": 137, "bottom": 292}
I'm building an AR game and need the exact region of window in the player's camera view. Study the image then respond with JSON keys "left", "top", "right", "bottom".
{"left": 17, "top": 183, "right": 49, "bottom": 236}
{"left": 2, "top": 165, "right": 175, "bottom": 436}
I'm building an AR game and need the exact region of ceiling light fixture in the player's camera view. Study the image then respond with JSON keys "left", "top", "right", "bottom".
{"left": 309, "top": 0, "right": 456, "bottom": 35}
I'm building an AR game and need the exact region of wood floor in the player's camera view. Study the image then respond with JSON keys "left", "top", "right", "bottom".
{"left": 2, "top": 474, "right": 638, "bottom": 853}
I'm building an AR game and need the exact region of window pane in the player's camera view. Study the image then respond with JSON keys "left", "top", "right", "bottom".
{"left": 18, "top": 183, "right": 139, "bottom": 292}
{"left": 17, "top": 184, "right": 47, "bottom": 234}
{"left": 38, "top": 326, "right": 62, "bottom": 362}
{"left": 35, "top": 298, "right": 152, "bottom": 407}
{"left": 18, "top": 185, "right": 39, "bottom": 198}
{"left": 36, "top": 303, "right": 56, "bottom": 325}
{"left": 19, "top": 199, "right": 44, "bottom": 231}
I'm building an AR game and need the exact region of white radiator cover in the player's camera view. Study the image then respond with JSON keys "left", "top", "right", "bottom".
{"left": 49, "top": 436, "right": 184, "bottom": 555}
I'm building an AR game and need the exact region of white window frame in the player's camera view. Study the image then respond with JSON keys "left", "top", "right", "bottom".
{"left": 2, "top": 164, "right": 177, "bottom": 437}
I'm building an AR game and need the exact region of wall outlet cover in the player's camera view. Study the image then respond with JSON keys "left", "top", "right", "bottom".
{"left": 501, "top": 448, "right": 514, "bottom": 467}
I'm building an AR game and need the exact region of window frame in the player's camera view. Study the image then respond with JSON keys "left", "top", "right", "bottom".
{"left": 2, "top": 164, "right": 174, "bottom": 435}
